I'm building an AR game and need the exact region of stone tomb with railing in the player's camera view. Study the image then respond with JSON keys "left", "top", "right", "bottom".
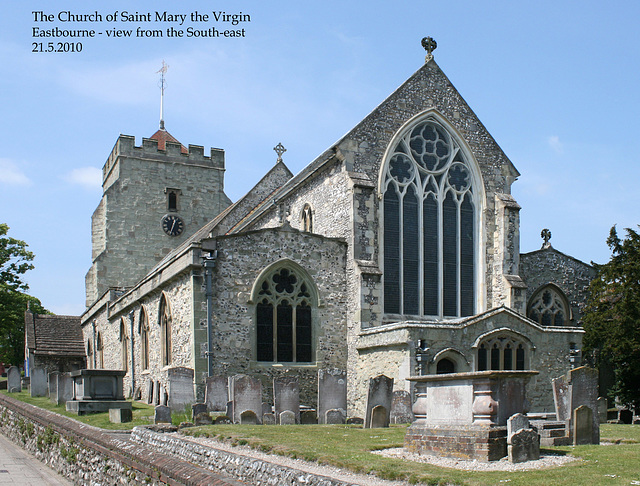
{"left": 405, "top": 370, "right": 538, "bottom": 461}
{"left": 66, "top": 369, "right": 132, "bottom": 415}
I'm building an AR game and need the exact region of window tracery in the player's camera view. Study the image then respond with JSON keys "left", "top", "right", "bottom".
{"left": 527, "top": 285, "right": 569, "bottom": 326}
{"left": 255, "top": 266, "right": 314, "bottom": 363}
{"left": 383, "top": 117, "right": 476, "bottom": 318}
{"left": 476, "top": 334, "right": 527, "bottom": 371}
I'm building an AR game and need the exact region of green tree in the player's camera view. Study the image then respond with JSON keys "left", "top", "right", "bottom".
{"left": 583, "top": 225, "right": 640, "bottom": 409}
{"left": 0, "top": 223, "right": 48, "bottom": 365}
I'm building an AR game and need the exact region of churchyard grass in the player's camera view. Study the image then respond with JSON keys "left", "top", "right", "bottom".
{"left": 182, "top": 423, "right": 640, "bottom": 485}
{"left": 0, "top": 389, "right": 155, "bottom": 429}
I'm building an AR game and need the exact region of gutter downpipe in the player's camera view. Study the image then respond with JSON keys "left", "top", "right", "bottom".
{"left": 203, "top": 250, "right": 218, "bottom": 377}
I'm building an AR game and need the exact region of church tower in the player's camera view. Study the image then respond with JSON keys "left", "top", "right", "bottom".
{"left": 84, "top": 128, "right": 231, "bottom": 307}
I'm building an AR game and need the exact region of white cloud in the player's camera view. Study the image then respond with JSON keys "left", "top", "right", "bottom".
{"left": 64, "top": 167, "right": 102, "bottom": 190}
{"left": 0, "top": 158, "right": 31, "bottom": 185}
{"left": 548, "top": 135, "right": 564, "bottom": 154}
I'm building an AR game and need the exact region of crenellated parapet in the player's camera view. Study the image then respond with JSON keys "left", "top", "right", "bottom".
{"left": 102, "top": 134, "right": 225, "bottom": 184}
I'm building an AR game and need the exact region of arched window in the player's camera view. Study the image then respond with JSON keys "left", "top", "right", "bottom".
{"left": 159, "top": 295, "right": 172, "bottom": 366}
{"left": 528, "top": 285, "right": 570, "bottom": 326}
{"left": 301, "top": 204, "right": 313, "bottom": 233}
{"left": 383, "top": 117, "right": 477, "bottom": 317}
{"left": 96, "top": 332, "right": 104, "bottom": 368}
{"left": 436, "top": 358, "right": 456, "bottom": 374}
{"left": 475, "top": 333, "right": 529, "bottom": 371}
{"left": 255, "top": 265, "right": 315, "bottom": 363}
{"left": 119, "top": 319, "right": 129, "bottom": 372}
{"left": 139, "top": 307, "right": 150, "bottom": 370}
{"left": 87, "top": 339, "right": 93, "bottom": 369}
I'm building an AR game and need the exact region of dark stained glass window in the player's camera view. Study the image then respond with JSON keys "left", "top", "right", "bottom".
{"left": 256, "top": 267, "right": 314, "bottom": 363}
{"left": 383, "top": 118, "right": 476, "bottom": 317}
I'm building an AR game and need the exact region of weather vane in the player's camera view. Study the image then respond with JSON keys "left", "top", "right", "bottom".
{"left": 422, "top": 36, "right": 437, "bottom": 63}
{"left": 157, "top": 60, "right": 169, "bottom": 130}
{"left": 274, "top": 143, "right": 286, "bottom": 162}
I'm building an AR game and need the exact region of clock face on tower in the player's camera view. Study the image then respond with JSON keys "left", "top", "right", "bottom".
{"left": 162, "top": 214, "right": 185, "bottom": 236}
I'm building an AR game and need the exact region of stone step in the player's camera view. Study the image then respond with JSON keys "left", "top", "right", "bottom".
{"left": 540, "top": 435, "right": 571, "bottom": 447}
{"left": 530, "top": 420, "right": 566, "bottom": 430}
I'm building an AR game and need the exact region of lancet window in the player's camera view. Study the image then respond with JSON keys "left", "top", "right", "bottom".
{"left": 383, "top": 117, "right": 477, "bottom": 317}
{"left": 139, "top": 308, "right": 150, "bottom": 371}
{"left": 476, "top": 334, "right": 527, "bottom": 371}
{"left": 119, "top": 319, "right": 129, "bottom": 372}
{"left": 255, "top": 266, "right": 314, "bottom": 363}
{"left": 159, "top": 295, "right": 172, "bottom": 366}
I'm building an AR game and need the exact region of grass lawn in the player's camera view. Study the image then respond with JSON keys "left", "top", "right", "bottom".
{"left": 181, "top": 423, "right": 640, "bottom": 486}
{"left": 0, "top": 389, "right": 156, "bottom": 430}
{"left": 2, "top": 389, "right": 639, "bottom": 485}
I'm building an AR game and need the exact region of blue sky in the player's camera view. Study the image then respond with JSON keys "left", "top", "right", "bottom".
{"left": 1, "top": 1, "right": 638, "bottom": 315}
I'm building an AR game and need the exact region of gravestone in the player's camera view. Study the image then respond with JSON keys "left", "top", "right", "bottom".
{"left": 147, "top": 379, "right": 154, "bottom": 404}
{"left": 552, "top": 375, "right": 570, "bottom": 422}
{"left": 30, "top": 368, "right": 47, "bottom": 397}
{"left": 240, "top": 410, "right": 258, "bottom": 424}
{"left": 154, "top": 380, "right": 161, "bottom": 405}
{"left": 325, "top": 409, "right": 345, "bottom": 424}
{"left": 155, "top": 405, "right": 172, "bottom": 424}
{"left": 7, "top": 366, "right": 21, "bottom": 393}
{"left": 280, "top": 410, "right": 296, "bottom": 425}
{"left": 168, "top": 367, "right": 194, "bottom": 412}
{"left": 262, "top": 402, "right": 272, "bottom": 417}
{"left": 274, "top": 377, "right": 300, "bottom": 424}
{"left": 346, "top": 417, "right": 364, "bottom": 425}
{"left": 192, "top": 403, "right": 207, "bottom": 420}
{"left": 109, "top": 408, "right": 132, "bottom": 423}
{"left": 573, "top": 405, "right": 593, "bottom": 445}
{"left": 205, "top": 376, "right": 228, "bottom": 412}
{"left": 300, "top": 410, "right": 317, "bottom": 424}
{"left": 317, "top": 369, "right": 347, "bottom": 424}
{"left": 230, "top": 374, "right": 262, "bottom": 424}
{"left": 508, "top": 429, "right": 540, "bottom": 463}
{"left": 597, "top": 397, "right": 608, "bottom": 424}
{"left": 390, "top": 390, "right": 413, "bottom": 424}
{"left": 364, "top": 374, "right": 393, "bottom": 428}
{"left": 48, "top": 372, "right": 60, "bottom": 401}
{"left": 507, "top": 413, "right": 530, "bottom": 442}
{"left": 370, "top": 405, "right": 389, "bottom": 428}
{"left": 56, "top": 373, "right": 74, "bottom": 406}
{"left": 569, "top": 367, "right": 599, "bottom": 444}
{"left": 226, "top": 400, "right": 234, "bottom": 419}
{"left": 263, "top": 413, "right": 276, "bottom": 425}
{"left": 214, "top": 415, "right": 232, "bottom": 424}
{"left": 195, "top": 412, "right": 213, "bottom": 426}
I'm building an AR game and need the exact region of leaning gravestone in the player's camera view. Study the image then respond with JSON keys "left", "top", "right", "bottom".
{"left": 390, "top": 390, "right": 413, "bottom": 424}
{"left": 7, "top": 366, "right": 21, "bottom": 392}
{"left": 317, "top": 369, "right": 347, "bottom": 424}
{"left": 205, "top": 375, "right": 228, "bottom": 412}
{"left": 597, "top": 397, "right": 608, "bottom": 424}
{"left": 155, "top": 405, "right": 172, "bottom": 424}
{"left": 552, "top": 375, "right": 570, "bottom": 422}
{"left": 274, "top": 377, "right": 300, "bottom": 424}
{"left": 569, "top": 367, "right": 599, "bottom": 444}
{"left": 508, "top": 428, "right": 540, "bottom": 463}
{"left": 230, "top": 374, "right": 262, "bottom": 424}
{"left": 364, "top": 374, "right": 393, "bottom": 428}
{"left": 56, "top": 373, "right": 74, "bottom": 406}
{"left": 30, "top": 367, "right": 47, "bottom": 397}
{"left": 573, "top": 405, "right": 593, "bottom": 445}
{"left": 168, "top": 367, "right": 194, "bottom": 412}
{"left": 48, "top": 372, "right": 60, "bottom": 401}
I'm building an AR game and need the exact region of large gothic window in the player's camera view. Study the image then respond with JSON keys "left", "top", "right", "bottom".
{"left": 528, "top": 285, "right": 570, "bottom": 326}
{"left": 255, "top": 266, "right": 314, "bottom": 363}
{"left": 383, "top": 118, "right": 477, "bottom": 317}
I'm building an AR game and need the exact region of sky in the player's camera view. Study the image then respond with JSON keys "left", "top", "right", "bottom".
{"left": 1, "top": 1, "right": 639, "bottom": 316}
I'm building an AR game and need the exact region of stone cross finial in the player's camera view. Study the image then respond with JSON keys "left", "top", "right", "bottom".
{"left": 274, "top": 143, "right": 286, "bottom": 162}
{"left": 541, "top": 228, "right": 552, "bottom": 249}
{"left": 422, "top": 36, "right": 437, "bottom": 62}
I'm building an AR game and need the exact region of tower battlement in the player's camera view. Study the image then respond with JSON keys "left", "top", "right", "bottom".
{"left": 102, "top": 134, "right": 225, "bottom": 183}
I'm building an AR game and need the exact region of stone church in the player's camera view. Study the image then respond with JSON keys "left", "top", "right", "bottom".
{"left": 80, "top": 40, "right": 595, "bottom": 416}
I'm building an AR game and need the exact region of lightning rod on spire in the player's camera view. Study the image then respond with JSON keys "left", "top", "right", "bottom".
{"left": 157, "top": 60, "right": 169, "bottom": 130}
